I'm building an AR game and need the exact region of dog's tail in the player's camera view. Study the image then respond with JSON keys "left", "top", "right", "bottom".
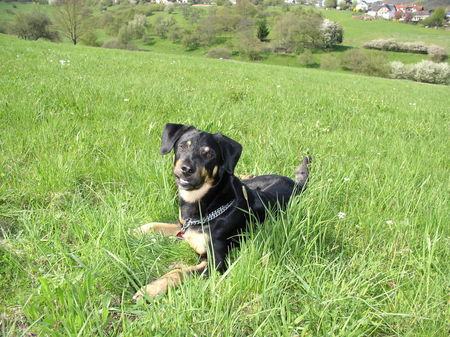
{"left": 294, "top": 156, "right": 312, "bottom": 193}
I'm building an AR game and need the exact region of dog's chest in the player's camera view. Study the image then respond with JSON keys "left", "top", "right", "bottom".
{"left": 182, "top": 228, "right": 210, "bottom": 255}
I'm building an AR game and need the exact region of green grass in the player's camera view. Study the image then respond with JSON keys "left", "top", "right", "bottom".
{"left": 321, "top": 9, "right": 450, "bottom": 51}
{"left": 0, "top": 34, "right": 449, "bottom": 336}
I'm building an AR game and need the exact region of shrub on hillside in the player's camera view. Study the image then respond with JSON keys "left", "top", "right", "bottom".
{"left": 298, "top": 50, "right": 317, "bottom": 67}
{"left": 0, "top": 21, "right": 10, "bottom": 34}
{"left": 182, "top": 31, "right": 200, "bottom": 51}
{"left": 411, "top": 60, "right": 449, "bottom": 85}
{"left": 236, "top": 29, "right": 263, "bottom": 60}
{"left": 321, "top": 19, "right": 343, "bottom": 49}
{"left": 320, "top": 54, "right": 340, "bottom": 70}
{"left": 80, "top": 30, "right": 99, "bottom": 47}
{"left": 154, "top": 15, "right": 176, "bottom": 39}
{"left": 363, "top": 39, "right": 428, "bottom": 54}
{"left": 11, "top": 12, "right": 59, "bottom": 41}
{"left": 342, "top": 49, "right": 389, "bottom": 77}
{"left": 206, "top": 47, "right": 232, "bottom": 59}
{"left": 390, "top": 60, "right": 449, "bottom": 85}
{"left": 102, "top": 38, "right": 138, "bottom": 51}
{"left": 127, "top": 14, "right": 147, "bottom": 39}
{"left": 427, "top": 44, "right": 447, "bottom": 62}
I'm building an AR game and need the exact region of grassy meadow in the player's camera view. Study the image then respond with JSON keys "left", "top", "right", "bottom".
{"left": 0, "top": 34, "right": 449, "bottom": 336}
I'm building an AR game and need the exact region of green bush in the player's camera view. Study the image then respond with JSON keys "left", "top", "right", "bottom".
{"left": 80, "top": 30, "right": 100, "bottom": 47}
{"left": 428, "top": 44, "right": 447, "bottom": 62}
{"left": 206, "top": 47, "right": 232, "bottom": 59}
{"left": 182, "top": 31, "right": 200, "bottom": 51}
{"left": 298, "top": 50, "right": 317, "bottom": 67}
{"left": 320, "top": 54, "right": 340, "bottom": 70}
{"left": 342, "top": 49, "right": 389, "bottom": 77}
{"left": 102, "top": 38, "right": 138, "bottom": 51}
{"left": 11, "top": 12, "right": 59, "bottom": 41}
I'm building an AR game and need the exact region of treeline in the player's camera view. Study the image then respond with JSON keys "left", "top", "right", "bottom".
{"left": 2, "top": 0, "right": 344, "bottom": 60}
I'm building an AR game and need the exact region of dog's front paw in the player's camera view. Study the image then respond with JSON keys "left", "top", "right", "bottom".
{"left": 132, "top": 271, "right": 181, "bottom": 301}
{"left": 130, "top": 223, "right": 156, "bottom": 236}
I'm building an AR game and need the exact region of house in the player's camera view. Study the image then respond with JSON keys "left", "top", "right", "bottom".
{"left": 395, "top": 5, "right": 424, "bottom": 14}
{"left": 367, "top": 4, "right": 396, "bottom": 19}
{"left": 412, "top": 10, "right": 431, "bottom": 22}
{"left": 355, "top": 1, "right": 369, "bottom": 11}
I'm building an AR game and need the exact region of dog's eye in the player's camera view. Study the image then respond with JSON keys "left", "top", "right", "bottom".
{"left": 202, "top": 150, "right": 215, "bottom": 159}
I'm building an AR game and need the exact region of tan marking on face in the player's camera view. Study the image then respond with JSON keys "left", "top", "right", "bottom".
{"left": 174, "top": 159, "right": 182, "bottom": 171}
{"left": 212, "top": 166, "right": 218, "bottom": 177}
{"left": 183, "top": 229, "right": 210, "bottom": 255}
{"left": 179, "top": 182, "right": 212, "bottom": 203}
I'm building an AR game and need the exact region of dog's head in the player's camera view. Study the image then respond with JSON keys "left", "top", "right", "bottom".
{"left": 160, "top": 123, "right": 242, "bottom": 191}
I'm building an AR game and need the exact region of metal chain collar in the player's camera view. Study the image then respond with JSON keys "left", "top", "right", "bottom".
{"left": 180, "top": 199, "right": 235, "bottom": 233}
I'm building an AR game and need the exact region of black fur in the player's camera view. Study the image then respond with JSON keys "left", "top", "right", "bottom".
{"left": 160, "top": 123, "right": 311, "bottom": 272}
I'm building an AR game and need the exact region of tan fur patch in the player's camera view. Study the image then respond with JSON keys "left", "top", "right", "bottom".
{"left": 179, "top": 182, "right": 212, "bottom": 203}
{"left": 133, "top": 222, "right": 181, "bottom": 236}
{"left": 183, "top": 229, "right": 210, "bottom": 255}
{"left": 133, "top": 260, "right": 208, "bottom": 300}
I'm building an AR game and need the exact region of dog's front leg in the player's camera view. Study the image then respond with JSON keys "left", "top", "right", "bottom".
{"left": 133, "top": 222, "right": 181, "bottom": 236}
{"left": 132, "top": 259, "right": 207, "bottom": 301}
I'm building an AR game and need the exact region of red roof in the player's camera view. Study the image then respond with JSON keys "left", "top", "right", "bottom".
{"left": 395, "top": 5, "right": 424, "bottom": 10}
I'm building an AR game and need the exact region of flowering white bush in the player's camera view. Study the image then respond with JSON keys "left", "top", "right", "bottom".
{"left": 364, "top": 39, "right": 429, "bottom": 54}
{"left": 427, "top": 44, "right": 447, "bottom": 62}
{"left": 321, "top": 19, "right": 343, "bottom": 49}
{"left": 390, "top": 60, "right": 450, "bottom": 85}
{"left": 389, "top": 61, "right": 409, "bottom": 80}
{"left": 412, "top": 60, "right": 450, "bottom": 85}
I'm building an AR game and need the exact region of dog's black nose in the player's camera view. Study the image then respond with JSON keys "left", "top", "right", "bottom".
{"left": 181, "top": 164, "right": 194, "bottom": 175}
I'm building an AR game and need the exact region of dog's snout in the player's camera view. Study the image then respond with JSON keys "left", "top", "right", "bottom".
{"left": 181, "top": 164, "right": 194, "bottom": 175}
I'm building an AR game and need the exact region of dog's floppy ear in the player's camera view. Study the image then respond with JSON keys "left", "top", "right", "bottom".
{"left": 214, "top": 133, "right": 242, "bottom": 175}
{"left": 160, "top": 123, "right": 195, "bottom": 155}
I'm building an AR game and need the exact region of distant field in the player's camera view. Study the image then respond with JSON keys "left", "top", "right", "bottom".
{"left": 1, "top": 34, "right": 449, "bottom": 336}
{"left": 321, "top": 9, "right": 450, "bottom": 51}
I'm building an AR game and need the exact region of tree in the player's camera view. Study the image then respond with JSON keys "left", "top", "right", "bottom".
{"left": 404, "top": 11, "right": 412, "bottom": 23}
{"left": 394, "top": 10, "right": 402, "bottom": 20}
{"left": 272, "top": 13, "right": 323, "bottom": 53}
{"left": 422, "top": 8, "right": 446, "bottom": 27}
{"left": 256, "top": 19, "right": 269, "bottom": 41}
{"left": 11, "top": 12, "right": 59, "bottom": 41}
{"left": 53, "top": 0, "right": 90, "bottom": 45}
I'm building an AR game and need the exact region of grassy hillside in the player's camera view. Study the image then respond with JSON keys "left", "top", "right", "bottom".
{"left": 1, "top": 1, "right": 449, "bottom": 69}
{"left": 0, "top": 34, "right": 449, "bottom": 336}
{"left": 322, "top": 9, "right": 450, "bottom": 52}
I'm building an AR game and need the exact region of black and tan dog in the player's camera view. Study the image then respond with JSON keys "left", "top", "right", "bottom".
{"left": 133, "top": 123, "right": 311, "bottom": 300}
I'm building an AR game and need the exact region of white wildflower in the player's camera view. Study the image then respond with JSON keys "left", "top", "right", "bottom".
{"left": 327, "top": 178, "right": 333, "bottom": 183}
{"left": 386, "top": 220, "right": 394, "bottom": 225}
{"left": 276, "top": 84, "right": 281, "bottom": 88}
{"left": 123, "top": 98, "right": 130, "bottom": 102}
{"left": 343, "top": 177, "right": 350, "bottom": 182}
{"left": 337, "top": 212, "right": 346, "bottom": 219}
